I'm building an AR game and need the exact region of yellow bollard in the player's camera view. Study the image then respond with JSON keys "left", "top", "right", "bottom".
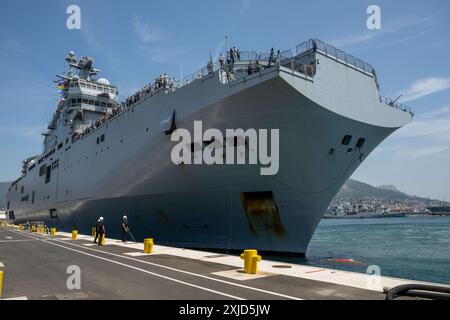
{"left": 0, "top": 270, "right": 3, "bottom": 299}
{"left": 101, "top": 233, "right": 105, "bottom": 245}
{"left": 50, "top": 228, "right": 56, "bottom": 236}
{"left": 91, "top": 227, "right": 96, "bottom": 237}
{"left": 144, "top": 238, "right": 154, "bottom": 254}
{"left": 240, "top": 249, "right": 262, "bottom": 274}
{"left": 19, "top": 224, "right": 23, "bottom": 231}
{"left": 72, "top": 230, "right": 78, "bottom": 239}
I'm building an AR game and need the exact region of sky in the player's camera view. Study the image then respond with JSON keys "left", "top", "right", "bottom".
{"left": 0, "top": 0, "right": 449, "bottom": 200}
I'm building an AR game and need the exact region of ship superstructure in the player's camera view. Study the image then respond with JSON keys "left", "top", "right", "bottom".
{"left": 6, "top": 39, "right": 412, "bottom": 255}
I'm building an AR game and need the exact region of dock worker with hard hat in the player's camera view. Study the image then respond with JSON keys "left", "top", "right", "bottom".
{"left": 121, "top": 215, "right": 130, "bottom": 242}
{"left": 94, "top": 217, "right": 105, "bottom": 245}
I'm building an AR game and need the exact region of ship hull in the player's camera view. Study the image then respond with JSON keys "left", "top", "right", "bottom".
{"left": 6, "top": 66, "right": 411, "bottom": 255}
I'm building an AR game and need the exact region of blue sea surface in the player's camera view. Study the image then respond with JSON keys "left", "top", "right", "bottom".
{"left": 278, "top": 216, "right": 450, "bottom": 285}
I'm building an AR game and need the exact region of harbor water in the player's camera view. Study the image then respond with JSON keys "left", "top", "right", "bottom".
{"left": 274, "top": 216, "right": 450, "bottom": 285}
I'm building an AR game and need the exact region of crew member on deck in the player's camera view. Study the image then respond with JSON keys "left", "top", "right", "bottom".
{"left": 121, "top": 215, "right": 131, "bottom": 242}
{"left": 94, "top": 217, "right": 105, "bottom": 245}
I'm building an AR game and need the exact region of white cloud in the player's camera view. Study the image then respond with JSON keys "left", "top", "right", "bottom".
{"left": 330, "top": 32, "right": 379, "bottom": 47}
{"left": 395, "top": 118, "right": 450, "bottom": 139}
{"left": 133, "top": 16, "right": 165, "bottom": 43}
{"left": 398, "top": 77, "right": 450, "bottom": 103}
{"left": 238, "top": 0, "right": 252, "bottom": 16}
{"left": 329, "top": 15, "right": 436, "bottom": 47}
{"left": 420, "top": 106, "right": 450, "bottom": 119}
{"left": 380, "top": 107, "right": 450, "bottom": 163}
{"left": 377, "top": 28, "right": 434, "bottom": 48}
{"left": 393, "top": 145, "right": 450, "bottom": 161}
{"left": 132, "top": 16, "right": 186, "bottom": 64}
{"left": 136, "top": 45, "right": 187, "bottom": 64}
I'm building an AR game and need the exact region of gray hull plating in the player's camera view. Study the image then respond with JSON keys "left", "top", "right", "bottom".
{"left": 6, "top": 56, "right": 412, "bottom": 254}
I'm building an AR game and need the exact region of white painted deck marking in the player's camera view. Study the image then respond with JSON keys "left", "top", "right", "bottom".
{"left": 54, "top": 230, "right": 448, "bottom": 292}
{"left": 7, "top": 227, "right": 446, "bottom": 293}
{"left": 12, "top": 229, "right": 303, "bottom": 300}
{"left": 0, "top": 296, "right": 28, "bottom": 300}
{"left": 50, "top": 237, "right": 303, "bottom": 300}
{"left": 8, "top": 230, "right": 244, "bottom": 300}
{"left": 212, "top": 269, "right": 275, "bottom": 281}
{"left": 123, "top": 252, "right": 153, "bottom": 257}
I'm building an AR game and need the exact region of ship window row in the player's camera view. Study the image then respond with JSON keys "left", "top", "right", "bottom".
{"left": 71, "top": 81, "right": 116, "bottom": 94}
{"left": 37, "top": 148, "right": 55, "bottom": 165}
{"left": 71, "top": 98, "right": 113, "bottom": 108}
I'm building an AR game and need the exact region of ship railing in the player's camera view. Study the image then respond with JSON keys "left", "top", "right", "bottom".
{"left": 179, "top": 47, "right": 316, "bottom": 87}
{"left": 180, "top": 61, "right": 221, "bottom": 87}
{"left": 75, "top": 78, "right": 118, "bottom": 94}
{"left": 379, "top": 95, "right": 413, "bottom": 114}
{"left": 277, "top": 49, "right": 316, "bottom": 76}
{"left": 74, "top": 39, "right": 409, "bottom": 141}
{"left": 308, "top": 39, "right": 375, "bottom": 77}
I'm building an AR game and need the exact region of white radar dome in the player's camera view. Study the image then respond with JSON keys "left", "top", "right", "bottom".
{"left": 97, "top": 78, "right": 110, "bottom": 85}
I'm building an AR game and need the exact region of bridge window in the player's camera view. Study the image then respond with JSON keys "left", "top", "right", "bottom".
{"left": 39, "top": 165, "right": 46, "bottom": 176}
{"left": 45, "top": 166, "right": 52, "bottom": 184}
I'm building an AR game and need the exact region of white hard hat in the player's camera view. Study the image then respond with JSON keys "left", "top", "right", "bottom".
{"left": 99, "top": 217, "right": 104, "bottom": 221}
{"left": 123, "top": 215, "right": 127, "bottom": 220}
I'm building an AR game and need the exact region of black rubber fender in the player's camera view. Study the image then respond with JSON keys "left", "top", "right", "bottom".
{"left": 386, "top": 284, "right": 450, "bottom": 300}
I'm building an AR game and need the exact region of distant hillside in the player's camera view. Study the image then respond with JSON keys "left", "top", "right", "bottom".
{"left": 377, "top": 184, "right": 402, "bottom": 192}
{"left": 0, "top": 182, "right": 10, "bottom": 209}
{"left": 333, "top": 179, "right": 427, "bottom": 202}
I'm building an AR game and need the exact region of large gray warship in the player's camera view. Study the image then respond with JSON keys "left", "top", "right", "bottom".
{"left": 5, "top": 39, "right": 412, "bottom": 255}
